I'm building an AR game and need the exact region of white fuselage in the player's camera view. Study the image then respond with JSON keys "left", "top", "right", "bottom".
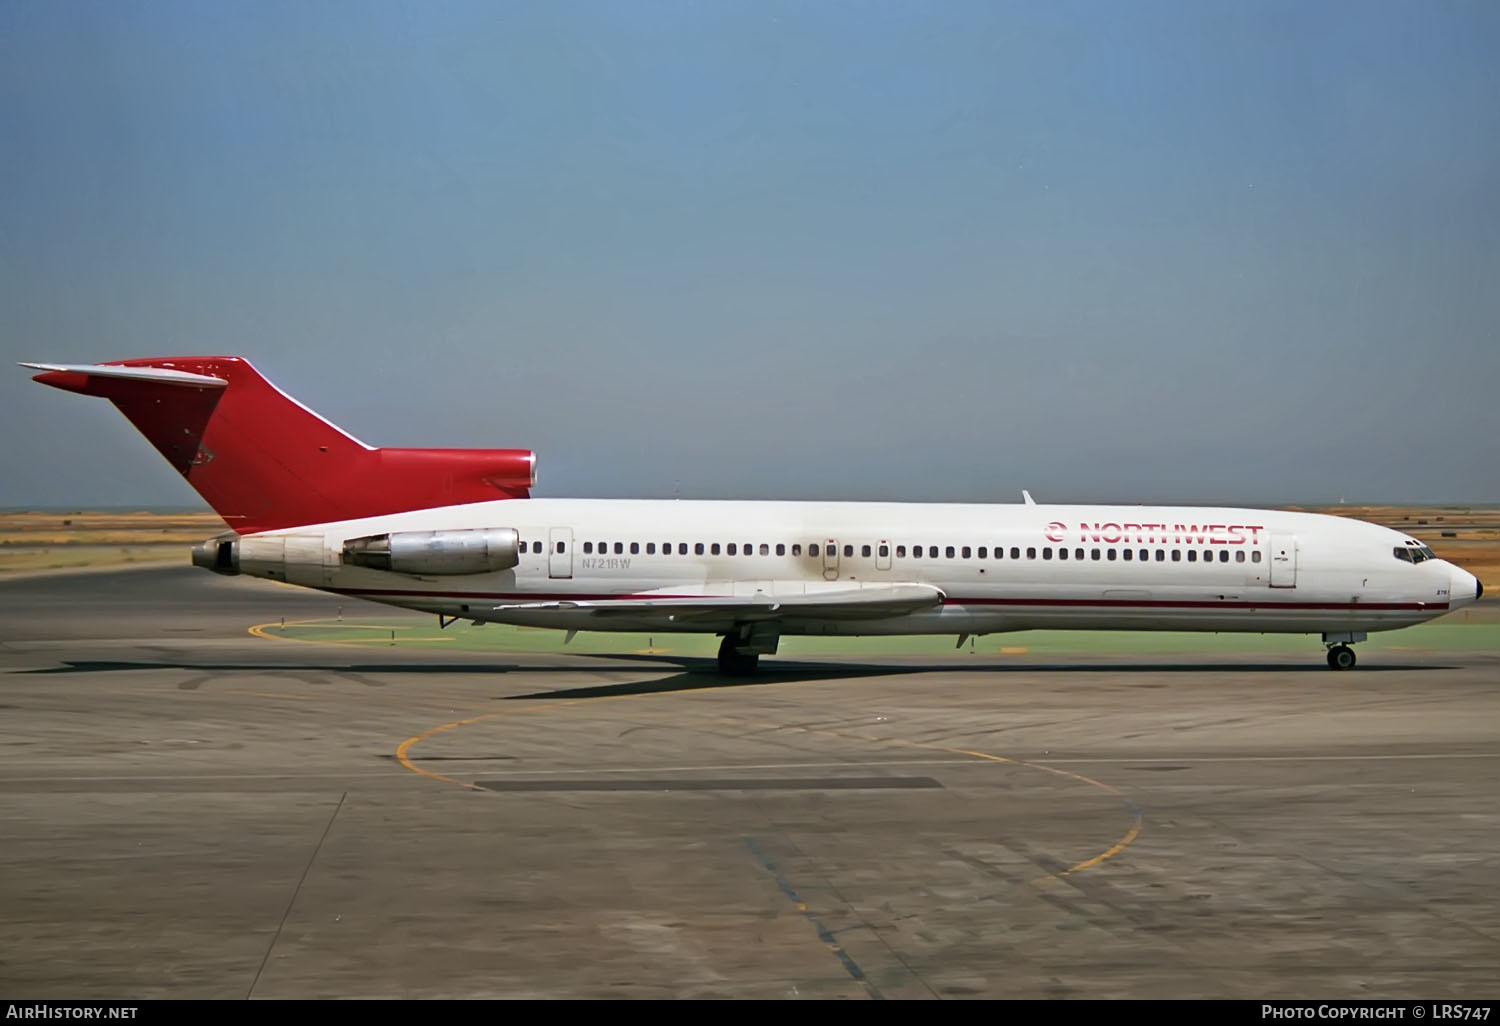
{"left": 237, "top": 499, "right": 1479, "bottom": 639}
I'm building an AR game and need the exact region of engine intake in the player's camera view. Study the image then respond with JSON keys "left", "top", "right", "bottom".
{"left": 342, "top": 528, "right": 520, "bottom": 576}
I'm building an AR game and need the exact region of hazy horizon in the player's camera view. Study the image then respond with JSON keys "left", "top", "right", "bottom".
{"left": 3, "top": 2, "right": 1497, "bottom": 509}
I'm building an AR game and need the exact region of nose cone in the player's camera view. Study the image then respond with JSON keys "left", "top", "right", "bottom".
{"left": 1450, "top": 567, "right": 1481, "bottom": 608}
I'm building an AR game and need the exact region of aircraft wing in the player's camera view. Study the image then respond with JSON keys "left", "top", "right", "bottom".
{"left": 492, "top": 582, "right": 945, "bottom": 622}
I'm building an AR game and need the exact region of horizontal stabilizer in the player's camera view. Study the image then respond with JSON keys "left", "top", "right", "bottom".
{"left": 21, "top": 361, "right": 228, "bottom": 388}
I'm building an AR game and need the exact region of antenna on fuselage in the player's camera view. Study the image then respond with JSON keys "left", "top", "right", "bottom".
{"left": 1022, "top": 490, "right": 1037, "bottom": 506}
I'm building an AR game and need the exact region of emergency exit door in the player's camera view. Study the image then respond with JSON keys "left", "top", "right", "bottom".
{"left": 549, "top": 527, "right": 573, "bottom": 579}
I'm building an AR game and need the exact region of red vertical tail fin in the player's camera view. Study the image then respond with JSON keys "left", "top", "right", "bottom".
{"left": 25, "top": 357, "right": 534, "bottom": 533}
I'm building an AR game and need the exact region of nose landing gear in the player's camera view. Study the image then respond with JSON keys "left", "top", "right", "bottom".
{"left": 1322, "top": 632, "right": 1365, "bottom": 671}
{"left": 1326, "top": 644, "right": 1357, "bottom": 670}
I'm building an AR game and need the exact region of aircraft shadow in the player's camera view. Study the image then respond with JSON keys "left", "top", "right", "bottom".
{"left": 506, "top": 653, "right": 1456, "bottom": 699}
{"left": 13, "top": 654, "right": 1459, "bottom": 703}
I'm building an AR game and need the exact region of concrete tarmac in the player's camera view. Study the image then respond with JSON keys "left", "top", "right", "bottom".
{"left": 1, "top": 566, "right": 1497, "bottom": 999}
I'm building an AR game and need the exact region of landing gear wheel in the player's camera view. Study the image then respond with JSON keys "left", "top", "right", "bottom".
{"left": 1326, "top": 645, "right": 1356, "bottom": 671}
{"left": 717, "top": 635, "right": 760, "bottom": 677}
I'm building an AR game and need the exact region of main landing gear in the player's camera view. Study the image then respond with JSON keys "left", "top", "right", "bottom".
{"left": 1326, "top": 645, "right": 1357, "bottom": 671}
{"left": 717, "top": 623, "right": 779, "bottom": 677}
{"left": 717, "top": 634, "right": 760, "bottom": 676}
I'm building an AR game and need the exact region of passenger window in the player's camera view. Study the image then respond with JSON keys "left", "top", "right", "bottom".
{"left": 597, "top": 541, "right": 605, "bottom": 553}
{"left": 630, "top": 542, "right": 640, "bottom": 554}
{"left": 1107, "top": 549, "right": 1117, "bottom": 561}
{"left": 1091, "top": 548, "right": 1101, "bottom": 560}
{"left": 1058, "top": 547, "right": 1068, "bottom": 560}
{"left": 961, "top": 546, "right": 971, "bottom": 559}
{"left": 614, "top": 542, "right": 623, "bottom": 554}
{"left": 1235, "top": 550, "right": 1245, "bottom": 562}
{"left": 878, "top": 544, "right": 889, "bottom": 558}
{"left": 862, "top": 545, "right": 871, "bottom": 557}
{"left": 646, "top": 543, "right": 656, "bottom": 554}
{"left": 584, "top": 542, "right": 593, "bottom": 554}
{"left": 1187, "top": 550, "right": 1196, "bottom": 562}
{"left": 695, "top": 543, "right": 705, "bottom": 555}
{"left": 792, "top": 544, "right": 802, "bottom": 556}
{"left": 1026, "top": 547, "right": 1036, "bottom": 559}
{"left": 1172, "top": 550, "right": 1181, "bottom": 562}
{"left": 727, "top": 543, "right": 737, "bottom": 555}
{"left": 1010, "top": 547, "right": 1021, "bottom": 559}
{"left": 810, "top": 544, "right": 820, "bottom": 557}
{"left": 1042, "top": 547, "right": 1052, "bottom": 560}
{"left": 896, "top": 545, "right": 906, "bottom": 558}
{"left": 844, "top": 545, "right": 853, "bottom": 557}
{"left": 978, "top": 546, "right": 987, "bottom": 558}
{"left": 1251, "top": 550, "right": 1261, "bottom": 563}
{"left": 556, "top": 542, "right": 565, "bottom": 553}
{"left": 776, "top": 543, "right": 785, "bottom": 556}
{"left": 1122, "top": 549, "right": 1133, "bottom": 561}
{"left": 711, "top": 543, "right": 721, "bottom": 555}
{"left": 1219, "top": 550, "right": 1229, "bottom": 562}
{"left": 1140, "top": 549, "right": 1149, "bottom": 562}
{"left": 1156, "top": 549, "right": 1165, "bottom": 561}
{"left": 946, "top": 546, "right": 955, "bottom": 559}
{"left": 1075, "top": 548, "right": 1084, "bottom": 560}
{"left": 760, "top": 544, "right": 769, "bottom": 556}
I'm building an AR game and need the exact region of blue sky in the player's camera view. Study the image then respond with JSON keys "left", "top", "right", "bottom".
{"left": 2, "top": 0, "right": 1497, "bottom": 508}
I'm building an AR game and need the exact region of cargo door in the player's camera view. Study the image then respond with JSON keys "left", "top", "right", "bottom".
{"left": 1269, "top": 535, "right": 1297, "bottom": 588}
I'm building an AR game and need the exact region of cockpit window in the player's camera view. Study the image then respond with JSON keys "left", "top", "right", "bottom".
{"left": 1395, "top": 544, "right": 1437, "bottom": 564}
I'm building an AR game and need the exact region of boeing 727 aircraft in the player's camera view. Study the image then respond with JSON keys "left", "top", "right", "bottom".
{"left": 23, "top": 357, "right": 1483, "bottom": 674}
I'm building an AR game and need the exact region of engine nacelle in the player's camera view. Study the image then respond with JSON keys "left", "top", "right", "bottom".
{"left": 192, "top": 531, "right": 328, "bottom": 585}
{"left": 342, "top": 528, "right": 520, "bottom": 576}
{"left": 192, "top": 532, "right": 241, "bottom": 576}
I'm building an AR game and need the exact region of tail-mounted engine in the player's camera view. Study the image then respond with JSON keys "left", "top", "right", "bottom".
{"left": 342, "top": 528, "right": 520, "bottom": 576}
{"left": 194, "top": 526, "right": 522, "bottom": 582}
